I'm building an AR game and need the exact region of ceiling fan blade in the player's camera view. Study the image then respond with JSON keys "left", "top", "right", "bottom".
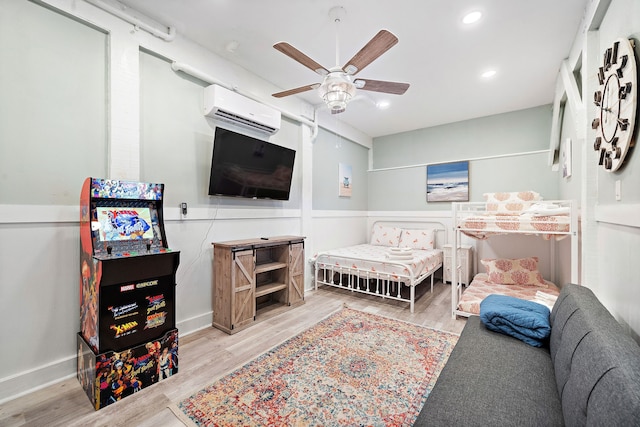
{"left": 274, "top": 42, "right": 329, "bottom": 76}
{"left": 342, "top": 30, "right": 398, "bottom": 75}
{"left": 353, "top": 79, "right": 409, "bottom": 95}
{"left": 272, "top": 83, "right": 320, "bottom": 98}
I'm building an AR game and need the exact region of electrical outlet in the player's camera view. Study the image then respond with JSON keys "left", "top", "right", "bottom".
{"left": 181, "top": 202, "right": 188, "bottom": 216}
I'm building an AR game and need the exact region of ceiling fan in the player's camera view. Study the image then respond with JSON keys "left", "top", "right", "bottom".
{"left": 272, "top": 6, "right": 409, "bottom": 114}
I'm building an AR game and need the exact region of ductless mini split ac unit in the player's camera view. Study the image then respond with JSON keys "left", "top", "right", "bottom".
{"left": 203, "top": 84, "right": 281, "bottom": 135}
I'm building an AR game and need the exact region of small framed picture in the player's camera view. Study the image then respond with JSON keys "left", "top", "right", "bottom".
{"left": 339, "top": 163, "right": 352, "bottom": 197}
{"left": 426, "top": 161, "right": 469, "bottom": 202}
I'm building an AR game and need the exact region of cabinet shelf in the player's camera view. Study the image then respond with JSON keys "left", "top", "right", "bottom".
{"left": 255, "top": 261, "right": 288, "bottom": 274}
{"left": 213, "top": 236, "right": 305, "bottom": 335}
{"left": 255, "top": 282, "right": 287, "bottom": 298}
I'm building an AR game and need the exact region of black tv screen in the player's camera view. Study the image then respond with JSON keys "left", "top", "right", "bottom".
{"left": 208, "top": 127, "right": 296, "bottom": 200}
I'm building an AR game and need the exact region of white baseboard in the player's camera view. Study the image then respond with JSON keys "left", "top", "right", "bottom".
{"left": 0, "top": 312, "right": 213, "bottom": 405}
{"left": 0, "top": 355, "right": 77, "bottom": 405}
{"left": 176, "top": 311, "right": 214, "bottom": 335}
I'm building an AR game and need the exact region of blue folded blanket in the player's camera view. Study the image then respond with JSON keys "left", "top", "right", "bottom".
{"left": 480, "top": 294, "right": 551, "bottom": 347}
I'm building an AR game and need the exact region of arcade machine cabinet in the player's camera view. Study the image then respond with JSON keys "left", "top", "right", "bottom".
{"left": 76, "top": 177, "right": 180, "bottom": 410}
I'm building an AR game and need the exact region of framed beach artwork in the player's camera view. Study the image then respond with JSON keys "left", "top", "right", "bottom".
{"left": 339, "top": 163, "right": 352, "bottom": 197}
{"left": 426, "top": 161, "right": 469, "bottom": 202}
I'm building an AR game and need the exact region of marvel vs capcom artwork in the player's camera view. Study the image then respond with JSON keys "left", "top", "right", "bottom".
{"left": 99, "top": 277, "right": 175, "bottom": 353}
{"left": 78, "top": 177, "right": 180, "bottom": 410}
{"left": 96, "top": 207, "right": 154, "bottom": 241}
{"left": 77, "top": 330, "right": 178, "bottom": 410}
{"left": 90, "top": 178, "right": 163, "bottom": 201}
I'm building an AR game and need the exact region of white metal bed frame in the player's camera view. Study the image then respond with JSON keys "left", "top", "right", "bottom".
{"left": 451, "top": 200, "right": 579, "bottom": 318}
{"left": 314, "top": 221, "right": 446, "bottom": 313}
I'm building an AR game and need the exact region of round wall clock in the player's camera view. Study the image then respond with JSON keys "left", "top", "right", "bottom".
{"left": 592, "top": 38, "right": 638, "bottom": 172}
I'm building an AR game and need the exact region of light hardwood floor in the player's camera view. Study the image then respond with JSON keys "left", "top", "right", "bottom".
{"left": 0, "top": 282, "right": 466, "bottom": 427}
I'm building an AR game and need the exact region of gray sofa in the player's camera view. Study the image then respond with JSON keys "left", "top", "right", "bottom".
{"left": 415, "top": 284, "right": 640, "bottom": 426}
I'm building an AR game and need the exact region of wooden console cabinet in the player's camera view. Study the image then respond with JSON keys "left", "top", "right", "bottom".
{"left": 212, "top": 236, "right": 305, "bottom": 334}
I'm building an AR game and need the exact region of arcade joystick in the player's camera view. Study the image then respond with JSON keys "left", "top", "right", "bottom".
{"left": 146, "top": 242, "right": 151, "bottom": 252}
{"left": 107, "top": 246, "right": 113, "bottom": 256}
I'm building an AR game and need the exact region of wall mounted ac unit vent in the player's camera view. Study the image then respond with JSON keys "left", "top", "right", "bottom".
{"left": 203, "top": 84, "right": 281, "bottom": 135}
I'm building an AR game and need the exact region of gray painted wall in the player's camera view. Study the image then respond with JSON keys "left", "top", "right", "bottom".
{"left": 369, "top": 105, "right": 559, "bottom": 210}
{"left": 565, "top": 0, "right": 640, "bottom": 341}
{"left": 140, "top": 52, "right": 303, "bottom": 210}
{"left": 312, "top": 127, "right": 369, "bottom": 210}
{"left": 0, "top": 0, "right": 107, "bottom": 204}
{"left": 2, "top": 0, "right": 640, "bottom": 406}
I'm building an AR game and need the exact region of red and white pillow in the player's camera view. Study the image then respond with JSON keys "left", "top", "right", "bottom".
{"left": 370, "top": 224, "right": 402, "bottom": 247}
{"left": 484, "top": 191, "right": 542, "bottom": 215}
{"left": 399, "top": 229, "right": 435, "bottom": 250}
{"left": 481, "top": 256, "right": 547, "bottom": 287}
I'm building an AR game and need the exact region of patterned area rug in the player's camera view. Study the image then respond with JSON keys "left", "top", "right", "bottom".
{"left": 174, "top": 307, "right": 458, "bottom": 426}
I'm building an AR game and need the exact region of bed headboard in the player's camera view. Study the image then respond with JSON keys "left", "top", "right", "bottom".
{"left": 371, "top": 220, "right": 447, "bottom": 250}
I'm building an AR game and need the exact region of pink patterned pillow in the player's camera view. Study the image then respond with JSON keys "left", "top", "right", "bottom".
{"left": 399, "top": 229, "right": 434, "bottom": 250}
{"left": 484, "top": 191, "right": 542, "bottom": 215}
{"left": 370, "top": 225, "right": 402, "bottom": 247}
{"left": 480, "top": 257, "right": 547, "bottom": 286}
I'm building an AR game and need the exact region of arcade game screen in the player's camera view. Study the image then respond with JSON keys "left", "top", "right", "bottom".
{"left": 95, "top": 207, "right": 155, "bottom": 241}
{"left": 90, "top": 200, "right": 165, "bottom": 257}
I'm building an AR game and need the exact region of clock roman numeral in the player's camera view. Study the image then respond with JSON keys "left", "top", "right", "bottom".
{"left": 618, "top": 118, "right": 629, "bottom": 130}
{"left": 598, "top": 67, "right": 605, "bottom": 85}
{"left": 592, "top": 118, "right": 600, "bottom": 129}
{"left": 613, "top": 146, "right": 622, "bottom": 159}
{"left": 612, "top": 41, "right": 619, "bottom": 64}
{"left": 619, "top": 82, "right": 632, "bottom": 99}
{"left": 611, "top": 136, "right": 619, "bottom": 148}
{"left": 594, "top": 137, "right": 602, "bottom": 151}
{"left": 616, "top": 55, "right": 628, "bottom": 78}
{"left": 604, "top": 47, "right": 613, "bottom": 70}
{"left": 605, "top": 155, "right": 613, "bottom": 170}
{"left": 594, "top": 90, "right": 602, "bottom": 106}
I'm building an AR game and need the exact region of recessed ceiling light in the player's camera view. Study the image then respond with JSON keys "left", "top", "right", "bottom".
{"left": 481, "top": 70, "right": 497, "bottom": 78}
{"left": 462, "top": 11, "right": 482, "bottom": 24}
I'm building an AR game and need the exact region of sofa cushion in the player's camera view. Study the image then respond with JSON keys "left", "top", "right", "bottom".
{"left": 415, "top": 316, "right": 563, "bottom": 426}
{"left": 550, "top": 284, "right": 640, "bottom": 426}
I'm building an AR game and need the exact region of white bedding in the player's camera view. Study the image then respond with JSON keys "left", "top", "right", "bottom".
{"left": 458, "top": 213, "right": 571, "bottom": 240}
{"left": 457, "top": 273, "right": 560, "bottom": 315}
{"left": 315, "top": 244, "right": 442, "bottom": 284}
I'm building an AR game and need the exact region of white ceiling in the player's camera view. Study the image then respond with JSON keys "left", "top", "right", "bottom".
{"left": 117, "top": 0, "right": 589, "bottom": 138}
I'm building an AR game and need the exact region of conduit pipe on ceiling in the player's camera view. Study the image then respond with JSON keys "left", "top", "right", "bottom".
{"left": 85, "top": 0, "right": 176, "bottom": 41}
{"left": 171, "top": 61, "right": 319, "bottom": 141}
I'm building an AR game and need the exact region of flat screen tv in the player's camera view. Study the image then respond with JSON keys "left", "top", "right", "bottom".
{"left": 208, "top": 127, "right": 296, "bottom": 200}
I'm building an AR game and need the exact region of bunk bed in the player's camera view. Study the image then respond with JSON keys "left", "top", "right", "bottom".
{"left": 314, "top": 221, "right": 445, "bottom": 313}
{"left": 451, "top": 192, "right": 579, "bottom": 318}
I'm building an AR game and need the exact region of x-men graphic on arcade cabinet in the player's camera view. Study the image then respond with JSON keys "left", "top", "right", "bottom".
{"left": 77, "top": 178, "right": 180, "bottom": 410}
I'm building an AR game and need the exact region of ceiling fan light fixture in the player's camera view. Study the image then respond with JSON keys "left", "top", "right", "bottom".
{"left": 318, "top": 73, "right": 356, "bottom": 114}
{"left": 344, "top": 64, "right": 358, "bottom": 75}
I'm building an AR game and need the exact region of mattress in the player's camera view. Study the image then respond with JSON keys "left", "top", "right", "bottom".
{"left": 315, "top": 244, "right": 442, "bottom": 284}
{"left": 457, "top": 213, "right": 571, "bottom": 240}
{"left": 457, "top": 273, "right": 560, "bottom": 315}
